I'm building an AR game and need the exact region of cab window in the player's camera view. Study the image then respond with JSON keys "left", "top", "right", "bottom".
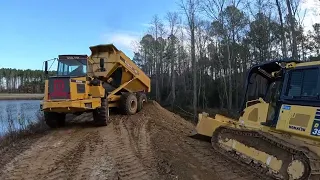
{"left": 286, "top": 68, "right": 319, "bottom": 98}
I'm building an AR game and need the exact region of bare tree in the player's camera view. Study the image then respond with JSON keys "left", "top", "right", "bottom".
{"left": 180, "top": 0, "right": 200, "bottom": 122}
{"left": 166, "top": 12, "right": 181, "bottom": 108}
{"left": 149, "top": 15, "right": 165, "bottom": 103}
{"left": 201, "top": 0, "right": 226, "bottom": 20}
{"left": 134, "top": 0, "right": 319, "bottom": 114}
{"left": 275, "top": 0, "right": 288, "bottom": 57}
{"left": 286, "top": 0, "right": 298, "bottom": 59}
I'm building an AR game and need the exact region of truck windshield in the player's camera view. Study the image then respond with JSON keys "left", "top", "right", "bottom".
{"left": 57, "top": 59, "right": 87, "bottom": 77}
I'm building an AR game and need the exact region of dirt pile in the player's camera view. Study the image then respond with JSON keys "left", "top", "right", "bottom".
{"left": 0, "top": 101, "right": 258, "bottom": 180}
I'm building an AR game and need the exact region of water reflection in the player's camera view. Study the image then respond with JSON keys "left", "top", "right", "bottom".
{"left": 0, "top": 100, "right": 41, "bottom": 135}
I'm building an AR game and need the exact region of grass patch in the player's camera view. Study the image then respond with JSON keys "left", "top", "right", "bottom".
{"left": 0, "top": 110, "right": 49, "bottom": 148}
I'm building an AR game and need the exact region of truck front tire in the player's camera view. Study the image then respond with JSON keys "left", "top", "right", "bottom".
{"left": 93, "top": 98, "right": 108, "bottom": 126}
{"left": 121, "top": 93, "right": 138, "bottom": 115}
{"left": 44, "top": 112, "right": 66, "bottom": 128}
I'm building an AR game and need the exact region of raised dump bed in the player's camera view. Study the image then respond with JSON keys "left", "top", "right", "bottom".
{"left": 88, "top": 44, "right": 151, "bottom": 102}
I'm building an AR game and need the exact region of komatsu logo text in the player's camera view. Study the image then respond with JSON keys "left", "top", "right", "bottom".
{"left": 289, "top": 125, "right": 306, "bottom": 132}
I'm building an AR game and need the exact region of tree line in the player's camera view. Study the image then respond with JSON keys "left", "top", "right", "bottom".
{"left": 0, "top": 68, "right": 54, "bottom": 93}
{"left": 132, "top": 0, "right": 320, "bottom": 121}
{"left": 1, "top": 0, "right": 319, "bottom": 122}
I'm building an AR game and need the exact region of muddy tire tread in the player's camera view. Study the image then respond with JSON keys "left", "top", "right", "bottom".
{"left": 93, "top": 98, "right": 108, "bottom": 126}
{"left": 44, "top": 112, "right": 66, "bottom": 128}
{"left": 120, "top": 93, "right": 138, "bottom": 115}
{"left": 136, "top": 92, "right": 147, "bottom": 112}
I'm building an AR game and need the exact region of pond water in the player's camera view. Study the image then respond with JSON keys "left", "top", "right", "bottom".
{"left": 0, "top": 100, "right": 41, "bottom": 136}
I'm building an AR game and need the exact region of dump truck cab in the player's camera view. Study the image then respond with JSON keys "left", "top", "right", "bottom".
{"left": 56, "top": 55, "right": 87, "bottom": 77}
{"left": 41, "top": 44, "right": 150, "bottom": 128}
{"left": 42, "top": 55, "right": 105, "bottom": 112}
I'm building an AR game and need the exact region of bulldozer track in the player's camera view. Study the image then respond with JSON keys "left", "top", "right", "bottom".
{"left": 211, "top": 126, "right": 320, "bottom": 180}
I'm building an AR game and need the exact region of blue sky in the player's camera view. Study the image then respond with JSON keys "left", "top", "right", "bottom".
{"left": 0, "top": 0, "right": 177, "bottom": 70}
{"left": 1, "top": 0, "right": 319, "bottom": 70}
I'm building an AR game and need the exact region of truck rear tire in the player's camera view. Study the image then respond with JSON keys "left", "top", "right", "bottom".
{"left": 93, "top": 98, "right": 108, "bottom": 126}
{"left": 44, "top": 112, "right": 66, "bottom": 128}
{"left": 137, "top": 92, "right": 147, "bottom": 112}
{"left": 120, "top": 93, "right": 138, "bottom": 115}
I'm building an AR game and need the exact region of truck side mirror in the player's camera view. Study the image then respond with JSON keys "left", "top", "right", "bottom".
{"left": 44, "top": 61, "right": 48, "bottom": 75}
{"left": 100, "top": 58, "right": 105, "bottom": 71}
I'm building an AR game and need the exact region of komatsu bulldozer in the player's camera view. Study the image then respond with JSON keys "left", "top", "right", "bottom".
{"left": 41, "top": 44, "right": 150, "bottom": 128}
{"left": 192, "top": 59, "right": 320, "bottom": 180}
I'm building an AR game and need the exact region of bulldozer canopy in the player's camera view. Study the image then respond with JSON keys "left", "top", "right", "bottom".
{"left": 240, "top": 59, "right": 299, "bottom": 110}
{"left": 248, "top": 59, "right": 300, "bottom": 79}
{"left": 249, "top": 60, "right": 281, "bottom": 79}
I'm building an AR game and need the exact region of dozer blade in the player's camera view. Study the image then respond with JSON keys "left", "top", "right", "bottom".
{"left": 189, "top": 112, "right": 231, "bottom": 142}
{"left": 188, "top": 129, "right": 211, "bottom": 142}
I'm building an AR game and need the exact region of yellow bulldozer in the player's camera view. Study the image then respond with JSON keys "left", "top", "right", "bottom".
{"left": 40, "top": 44, "right": 150, "bottom": 127}
{"left": 192, "top": 59, "right": 320, "bottom": 180}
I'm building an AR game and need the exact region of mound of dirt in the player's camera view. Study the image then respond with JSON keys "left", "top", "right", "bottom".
{"left": 0, "top": 101, "right": 258, "bottom": 180}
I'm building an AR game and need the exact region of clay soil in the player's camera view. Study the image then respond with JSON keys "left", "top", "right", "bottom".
{"left": 0, "top": 101, "right": 258, "bottom": 180}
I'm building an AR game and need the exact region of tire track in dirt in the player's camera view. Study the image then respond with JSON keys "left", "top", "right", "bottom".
{"left": 44, "top": 134, "right": 89, "bottom": 180}
{"left": 0, "top": 127, "right": 116, "bottom": 180}
{"left": 103, "top": 116, "right": 152, "bottom": 180}
{"left": 0, "top": 134, "right": 45, "bottom": 173}
{"left": 123, "top": 112, "right": 160, "bottom": 179}
{"left": 45, "top": 131, "right": 102, "bottom": 180}
{"left": 69, "top": 128, "right": 117, "bottom": 180}
{"left": 0, "top": 128, "right": 87, "bottom": 180}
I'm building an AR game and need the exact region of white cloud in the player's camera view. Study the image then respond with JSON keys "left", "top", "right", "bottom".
{"left": 141, "top": 23, "right": 153, "bottom": 28}
{"left": 102, "top": 31, "right": 141, "bottom": 57}
{"left": 301, "top": 0, "right": 320, "bottom": 31}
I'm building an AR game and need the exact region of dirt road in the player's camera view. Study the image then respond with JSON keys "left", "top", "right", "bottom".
{"left": 0, "top": 102, "right": 258, "bottom": 180}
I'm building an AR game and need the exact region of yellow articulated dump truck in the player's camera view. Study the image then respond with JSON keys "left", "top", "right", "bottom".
{"left": 192, "top": 59, "right": 320, "bottom": 180}
{"left": 40, "top": 44, "right": 150, "bottom": 127}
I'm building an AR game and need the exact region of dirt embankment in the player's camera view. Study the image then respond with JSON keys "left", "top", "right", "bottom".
{"left": 0, "top": 102, "right": 258, "bottom": 180}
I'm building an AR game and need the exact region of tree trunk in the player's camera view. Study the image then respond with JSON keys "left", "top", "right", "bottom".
{"left": 191, "top": 26, "right": 197, "bottom": 122}
{"left": 171, "top": 42, "right": 176, "bottom": 109}
{"left": 227, "top": 43, "right": 233, "bottom": 110}
{"left": 286, "top": 0, "right": 298, "bottom": 60}
{"left": 198, "top": 69, "right": 201, "bottom": 107}
{"left": 276, "top": 0, "right": 288, "bottom": 57}
{"left": 156, "top": 60, "right": 160, "bottom": 102}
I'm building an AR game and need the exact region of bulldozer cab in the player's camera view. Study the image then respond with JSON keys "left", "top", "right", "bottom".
{"left": 242, "top": 61, "right": 281, "bottom": 104}
{"left": 240, "top": 60, "right": 297, "bottom": 127}
{"left": 240, "top": 58, "right": 320, "bottom": 128}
